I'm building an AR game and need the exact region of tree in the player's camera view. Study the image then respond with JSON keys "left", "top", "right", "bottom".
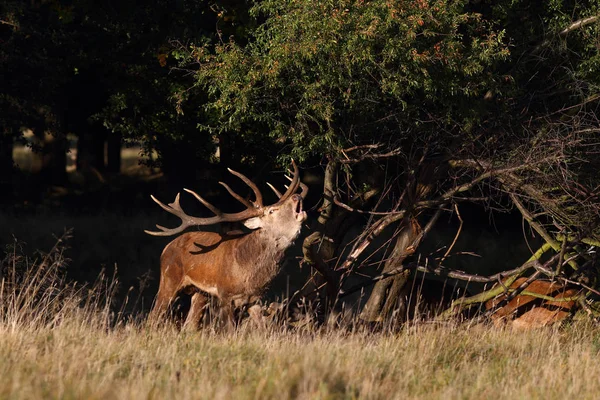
{"left": 180, "top": 0, "right": 600, "bottom": 324}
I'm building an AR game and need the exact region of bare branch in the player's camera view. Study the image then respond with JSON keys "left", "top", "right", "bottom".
{"left": 342, "top": 144, "right": 382, "bottom": 153}
{"left": 339, "top": 257, "right": 539, "bottom": 298}
{"left": 559, "top": 15, "right": 599, "bottom": 36}
{"left": 440, "top": 203, "right": 462, "bottom": 264}
{"left": 340, "top": 148, "right": 403, "bottom": 164}
{"left": 0, "top": 19, "right": 18, "bottom": 28}
{"left": 333, "top": 193, "right": 403, "bottom": 215}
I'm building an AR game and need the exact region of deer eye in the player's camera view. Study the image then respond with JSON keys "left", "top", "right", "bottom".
{"left": 268, "top": 209, "right": 275, "bottom": 214}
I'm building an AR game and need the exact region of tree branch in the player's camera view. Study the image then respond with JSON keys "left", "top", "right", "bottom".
{"left": 0, "top": 19, "right": 18, "bottom": 28}
{"left": 559, "top": 15, "right": 599, "bottom": 36}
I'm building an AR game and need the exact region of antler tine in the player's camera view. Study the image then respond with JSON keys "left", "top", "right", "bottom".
{"left": 219, "top": 181, "right": 255, "bottom": 209}
{"left": 267, "top": 182, "right": 282, "bottom": 199}
{"left": 298, "top": 181, "right": 308, "bottom": 199}
{"left": 227, "top": 168, "right": 264, "bottom": 208}
{"left": 274, "top": 160, "right": 300, "bottom": 205}
{"left": 284, "top": 175, "right": 308, "bottom": 199}
{"left": 184, "top": 188, "right": 221, "bottom": 215}
{"left": 144, "top": 194, "right": 194, "bottom": 236}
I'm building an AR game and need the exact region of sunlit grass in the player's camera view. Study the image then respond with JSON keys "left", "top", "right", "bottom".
{"left": 1, "top": 236, "right": 599, "bottom": 400}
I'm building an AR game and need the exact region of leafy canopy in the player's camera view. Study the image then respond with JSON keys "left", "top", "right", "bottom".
{"left": 184, "top": 0, "right": 510, "bottom": 161}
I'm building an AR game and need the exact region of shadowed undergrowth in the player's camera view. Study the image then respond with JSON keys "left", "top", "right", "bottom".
{"left": 1, "top": 234, "right": 600, "bottom": 400}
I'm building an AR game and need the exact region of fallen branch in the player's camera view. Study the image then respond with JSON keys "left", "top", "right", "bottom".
{"left": 438, "top": 242, "right": 553, "bottom": 318}
{"left": 338, "top": 257, "right": 539, "bottom": 299}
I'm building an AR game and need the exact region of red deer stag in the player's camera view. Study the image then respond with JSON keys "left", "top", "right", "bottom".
{"left": 145, "top": 161, "right": 307, "bottom": 329}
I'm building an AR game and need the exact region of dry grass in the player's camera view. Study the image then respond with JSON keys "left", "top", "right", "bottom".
{"left": 2, "top": 317, "right": 600, "bottom": 399}
{"left": 1, "top": 236, "right": 600, "bottom": 400}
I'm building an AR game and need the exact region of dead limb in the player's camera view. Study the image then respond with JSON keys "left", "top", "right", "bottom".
{"left": 339, "top": 257, "right": 539, "bottom": 299}
{"left": 438, "top": 242, "right": 553, "bottom": 318}
{"left": 509, "top": 192, "right": 580, "bottom": 270}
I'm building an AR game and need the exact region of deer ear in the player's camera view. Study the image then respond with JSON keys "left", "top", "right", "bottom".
{"left": 242, "top": 217, "right": 263, "bottom": 230}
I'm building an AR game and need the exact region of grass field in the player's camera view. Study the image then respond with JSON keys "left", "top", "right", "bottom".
{"left": 2, "top": 315, "right": 600, "bottom": 399}
{"left": 1, "top": 244, "right": 600, "bottom": 400}
{"left": 4, "top": 147, "right": 600, "bottom": 399}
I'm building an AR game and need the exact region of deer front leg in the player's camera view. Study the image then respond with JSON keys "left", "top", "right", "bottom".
{"left": 219, "top": 298, "right": 236, "bottom": 330}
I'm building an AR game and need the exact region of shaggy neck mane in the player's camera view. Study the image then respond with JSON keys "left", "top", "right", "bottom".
{"left": 234, "top": 229, "right": 292, "bottom": 269}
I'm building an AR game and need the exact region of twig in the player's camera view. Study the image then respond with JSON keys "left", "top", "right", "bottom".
{"left": 342, "top": 144, "right": 381, "bottom": 153}
{"left": 509, "top": 193, "right": 580, "bottom": 270}
{"left": 333, "top": 195, "right": 404, "bottom": 215}
{"left": 439, "top": 203, "right": 462, "bottom": 264}
{"left": 556, "top": 234, "right": 568, "bottom": 276}
{"left": 559, "top": 277, "right": 600, "bottom": 297}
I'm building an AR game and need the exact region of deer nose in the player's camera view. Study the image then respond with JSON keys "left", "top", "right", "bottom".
{"left": 292, "top": 194, "right": 301, "bottom": 201}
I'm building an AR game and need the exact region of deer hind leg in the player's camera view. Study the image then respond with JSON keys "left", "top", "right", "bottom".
{"left": 182, "top": 291, "right": 208, "bottom": 331}
{"left": 148, "top": 274, "right": 181, "bottom": 326}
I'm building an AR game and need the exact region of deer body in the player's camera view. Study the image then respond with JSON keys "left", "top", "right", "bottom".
{"left": 147, "top": 163, "right": 307, "bottom": 329}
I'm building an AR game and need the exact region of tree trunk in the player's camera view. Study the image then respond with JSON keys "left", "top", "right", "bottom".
{"left": 106, "top": 132, "right": 121, "bottom": 174}
{"left": 31, "top": 128, "right": 68, "bottom": 185}
{"left": 0, "top": 133, "right": 14, "bottom": 195}
{"left": 359, "top": 218, "right": 419, "bottom": 323}
{"left": 77, "top": 127, "right": 106, "bottom": 172}
{"left": 0, "top": 134, "right": 13, "bottom": 174}
{"left": 300, "top": 159, "right": 380, "bottom": 311}
{"left": 301, "top": 159, "right": 341, "bottom": 304}
{"left": 359, "top": 163, "right": 440, "bottom": 324}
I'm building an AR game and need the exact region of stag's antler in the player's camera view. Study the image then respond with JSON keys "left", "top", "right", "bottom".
{"left": 145, "top": 161, "right": 303, "bottom": 236}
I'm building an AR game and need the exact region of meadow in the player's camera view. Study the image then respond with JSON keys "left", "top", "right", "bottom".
{"left": 3, "top": 146, "right": 599, "bottom": 400}
{"left": 1, "top": 239, "right": 599, "bottom": 400}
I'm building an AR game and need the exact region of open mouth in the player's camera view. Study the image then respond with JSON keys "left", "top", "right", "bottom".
{"left": 294, "top": 200, "right": 307, "bottom": 221}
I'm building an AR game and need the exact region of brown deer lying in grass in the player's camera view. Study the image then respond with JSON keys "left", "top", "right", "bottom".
{"left": 486, "top": 278, "right": 580, "bottom": 329}
{"left": 145, "top": 161, "right": 307, "bottom": 329}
